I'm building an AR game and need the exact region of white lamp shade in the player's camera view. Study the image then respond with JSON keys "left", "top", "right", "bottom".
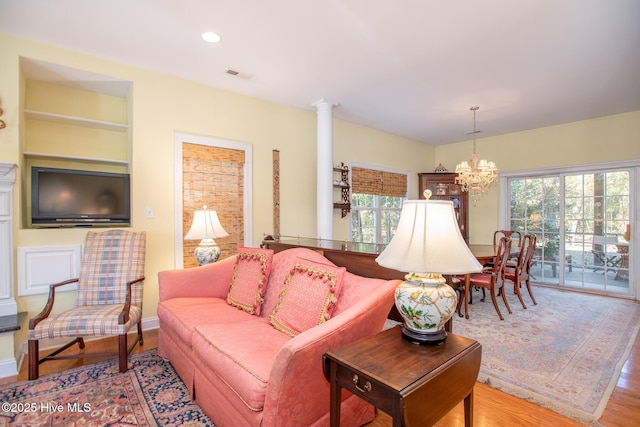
{"left": 375, "top": 199, "right": 482, "bottom": 275}
{"left": 184, "top": 209, "right": 229, "bottom": 240}
{"left": 455, "top": 161, "right": 470, "bottom": 172}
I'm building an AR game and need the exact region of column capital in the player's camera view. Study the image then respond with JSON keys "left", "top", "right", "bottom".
{"left": 312, "top": 98, "right": 340, "bottom": 111}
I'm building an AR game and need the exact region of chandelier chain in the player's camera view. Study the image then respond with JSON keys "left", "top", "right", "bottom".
{"left": 471, "top": 105, "right": 478, "bottom": 154}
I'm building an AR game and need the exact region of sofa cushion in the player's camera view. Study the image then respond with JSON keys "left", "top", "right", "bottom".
{"left": 260, "top": 248, "right": 336, "bottom": 317}
{"left": 269, "top": 258, "right": 345, "bottom": 337}
{"left": 226, "top": 247, "right": 274, "bottom": 315}
{"left": 193, "top": 318, "right": 291, "bottom": 412}
{"left": 158, "top": 298, "right": 256, "bottom": 347}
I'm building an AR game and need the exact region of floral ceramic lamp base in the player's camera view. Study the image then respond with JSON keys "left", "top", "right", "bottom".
{"left": 395, "top": 273, "right": 458, "bottom": 345}
{"left": 194, "top": 238, "right": 221, "bottom": 266}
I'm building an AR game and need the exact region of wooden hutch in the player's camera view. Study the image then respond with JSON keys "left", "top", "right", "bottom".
{"left": 418, "top": 172, "right": 469, "bottom": 242}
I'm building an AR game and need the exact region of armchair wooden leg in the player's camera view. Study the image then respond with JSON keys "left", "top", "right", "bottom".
{"left": 119, "top": 334, "right": 128, "bottom": 373}
{"left": 137, "top": 322, "right": 144, "bottom": 345}
{"left": 28, "top": 340, "right": 39, "bottom": 380}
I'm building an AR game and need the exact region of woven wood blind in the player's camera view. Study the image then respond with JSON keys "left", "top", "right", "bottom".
{"left": 182, "top": 143, "right": 245, "bottom": 268}
{"left": 352, "top": 167, "right": 407, "bottom": 197}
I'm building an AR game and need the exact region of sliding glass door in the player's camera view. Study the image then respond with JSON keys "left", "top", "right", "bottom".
{"left": 507, "top": 166, "right": 633, "bottom": 296}
{"left": 564, "top": 171, "right": 629, "bottom": 293}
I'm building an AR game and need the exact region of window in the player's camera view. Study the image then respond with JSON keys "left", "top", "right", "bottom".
{"left": 349, "top": 166, "right": 408, "bottom": 245}
{"left": 175, "top": 133, "right": 252, "bottom": 269}
{"left": 182, "top": 143, "right": 245, "bottom": 268}
{"left": 503, "top": 162, "right": 636, "bottom": 297}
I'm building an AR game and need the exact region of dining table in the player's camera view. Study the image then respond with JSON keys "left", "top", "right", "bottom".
{"left": 468, "top": 244, "right": 496, "bottom": 266}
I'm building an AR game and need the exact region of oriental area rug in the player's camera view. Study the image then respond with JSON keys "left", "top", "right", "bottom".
{"left": 0, "top": 350, "right": 214, "bottom": 427}
{"left": 453, "top": 285, "right": 640, "bottom": 426}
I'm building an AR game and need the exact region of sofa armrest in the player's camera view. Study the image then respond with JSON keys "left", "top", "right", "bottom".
{"left": 262, "top": 278, "right": 400, "bottom": 426}
{"left": 158, "top": 255, "right": 237, "bottom": 301}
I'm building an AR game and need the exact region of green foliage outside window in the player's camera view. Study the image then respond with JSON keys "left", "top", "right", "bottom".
{"left": 510, "top": 170, "right": 630, "bottom": 289}
{"left": 351, "top": 193, "right": 403, "bottom": 245}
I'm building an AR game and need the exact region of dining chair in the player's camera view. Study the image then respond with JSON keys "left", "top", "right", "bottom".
{"left": 449, "top": 275, "right": 469, "bottom": 318}
{"left": 503, "top": 234, "right": 537, "bottom": 309}
{"left": 28, "top": 230, "right": 146, "bottom": 380}
{"left": 484, "top": 230, "right": 522, "bottom": 268}
{"left": 461, "top": 237, "right": 512, "bottom": 320}
{"left": 493, "top": 230, "right": 522, "bottom": 251}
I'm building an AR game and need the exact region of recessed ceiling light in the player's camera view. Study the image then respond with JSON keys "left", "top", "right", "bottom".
{"left": 202, "top": 32, "right": 221, "bottom": 43}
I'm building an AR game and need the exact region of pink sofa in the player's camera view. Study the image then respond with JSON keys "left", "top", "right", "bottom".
{"left": 157, "top": 247, "right": 400, "bottom": 427}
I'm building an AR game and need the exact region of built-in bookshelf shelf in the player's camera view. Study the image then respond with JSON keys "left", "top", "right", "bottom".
{"left": 23, "top": 152, "right": 129, "bottom": 166}
{"left": 24, "top": 109, "right": 129, "bottom": 132}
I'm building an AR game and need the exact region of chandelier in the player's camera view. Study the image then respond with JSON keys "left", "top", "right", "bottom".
{"left": 455, "top": 106, "right": 497, "bottom": 204}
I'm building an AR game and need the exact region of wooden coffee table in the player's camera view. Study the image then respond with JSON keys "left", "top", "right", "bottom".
{"left": 323, "top": 326, "right": 482, "bottom": 427}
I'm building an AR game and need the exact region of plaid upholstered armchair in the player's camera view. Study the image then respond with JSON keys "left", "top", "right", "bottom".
{"left": 28, "top": 230, "right": 146, "bottom": 380}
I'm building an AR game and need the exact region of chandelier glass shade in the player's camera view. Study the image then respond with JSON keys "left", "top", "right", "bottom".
{"left": 455, "top": 106, "right": 497, "bottom": 204}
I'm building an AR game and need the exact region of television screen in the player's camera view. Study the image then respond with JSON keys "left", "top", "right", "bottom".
{"left": 31, "top": 167, "right": 130, "bottom": 226}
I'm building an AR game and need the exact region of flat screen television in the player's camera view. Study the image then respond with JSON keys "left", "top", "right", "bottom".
{"left": 31, "top": 166, "right": 130, "bottom": 227}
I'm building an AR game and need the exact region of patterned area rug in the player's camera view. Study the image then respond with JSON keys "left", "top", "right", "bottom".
{"left": 453, "top": 286, "right": 640, "bottom": 426}
{"left": 0, "top": 350, "right": 214, "bottom": 426}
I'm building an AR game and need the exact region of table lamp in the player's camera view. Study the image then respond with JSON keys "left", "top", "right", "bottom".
{"left": 376, "top": 190, "right": 482, "bottom": 344}
{"left": 185, "top": 205, "right": 229, "bottom": 265}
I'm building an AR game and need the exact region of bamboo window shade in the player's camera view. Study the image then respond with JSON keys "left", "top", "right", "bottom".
{"left": 351, "top": 167, "right": 407, "bottom": 197}
{"left": 182, "top": 143, "right": 245, "bottom": 268}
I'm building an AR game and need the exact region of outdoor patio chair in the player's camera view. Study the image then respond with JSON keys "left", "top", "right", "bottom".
{"left": 591, "top": 249, "right": 622, "bottom": 273}
{"left": 28, "top": 230, "right": 146, "bottom": 380}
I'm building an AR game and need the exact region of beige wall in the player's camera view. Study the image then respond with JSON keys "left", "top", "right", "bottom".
{"left": 0, "top": 33, "right": 434, "bottom": 336}
{"left": 435, "top": 111, "right": 640, "bottom": 244}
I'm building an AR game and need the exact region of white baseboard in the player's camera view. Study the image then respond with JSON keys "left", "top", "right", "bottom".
{"left": 11, "top": 316, "right": 160, "bottom": 378}
{"left": 0, "top": 357, "right": 18, "bottom": 378}
{"left": 141, "top": 316, "right": 159, "bottom": 331}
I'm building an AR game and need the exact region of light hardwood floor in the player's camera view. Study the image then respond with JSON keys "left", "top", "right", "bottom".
{"left": 7, "top": 328, "right": 639, "bottom": 426}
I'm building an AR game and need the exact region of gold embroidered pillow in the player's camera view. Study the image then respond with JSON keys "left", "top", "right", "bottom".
{"left": 227, "top": 247, "right": 274, "bottom": 315}
{"left": 269, "top": 258, "right": 345, "bottom": 337}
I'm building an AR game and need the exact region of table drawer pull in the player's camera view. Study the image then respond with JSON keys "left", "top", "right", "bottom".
{"left": 352, "top": 374, "right": 372, "bottom": 393}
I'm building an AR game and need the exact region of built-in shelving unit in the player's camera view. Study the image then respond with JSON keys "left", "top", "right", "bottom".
{"left": 20, "top": 57, "right": 134, "bottom": 227}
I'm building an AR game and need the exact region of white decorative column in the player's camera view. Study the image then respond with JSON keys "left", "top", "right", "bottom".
{"left": 0, "top": 163, "right": 17, "bottom": 316}
{"left": 312, "top": 99, "right": 338, "bottom": 242}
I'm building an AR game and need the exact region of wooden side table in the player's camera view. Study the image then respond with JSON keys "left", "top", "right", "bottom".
{"left": 323, "top": 326, "right": 482, "bottom": 427}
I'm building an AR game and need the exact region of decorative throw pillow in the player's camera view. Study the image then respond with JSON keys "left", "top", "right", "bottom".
{"left": 227, "top": 247, "right": 274, "bottom": 315}
{"left": 269, "top": 258, "right": 345, "bottom": 337}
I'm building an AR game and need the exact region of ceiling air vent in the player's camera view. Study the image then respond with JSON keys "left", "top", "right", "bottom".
{"left": 225, "top": 69, "right": 253, "bottom": 80}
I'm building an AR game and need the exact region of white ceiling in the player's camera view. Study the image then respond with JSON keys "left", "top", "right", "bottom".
{"left": 2, "top": 0, "right": 639, "bottom": 145}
